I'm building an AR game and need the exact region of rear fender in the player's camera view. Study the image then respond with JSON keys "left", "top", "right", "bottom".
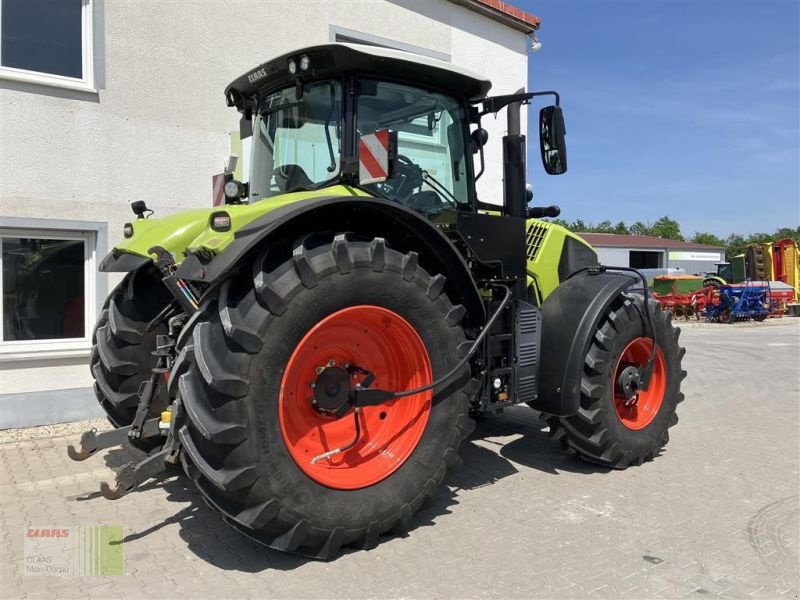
{"left": 174, "top": 196, "right": 486, "bottom": 326}
{"left": 531, "top": 269, "right": 635, "bottom": 416}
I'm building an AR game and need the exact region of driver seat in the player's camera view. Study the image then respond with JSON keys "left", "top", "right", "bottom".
{"left": 408, "top": 191, "right": 442, "bottom": 215}
{"left": 274, "top": 164, "right": 313, "bottom": 193}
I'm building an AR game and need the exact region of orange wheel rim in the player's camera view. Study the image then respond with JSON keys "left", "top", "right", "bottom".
{"left": 613, "top": 337, "right": 666, "bottom": 430}
{"left": 279, "top": 305, "right": 432, "bottom": 490}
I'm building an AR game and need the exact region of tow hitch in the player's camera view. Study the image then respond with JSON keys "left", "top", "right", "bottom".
{"left": 67, "top": 322, "right": 184, "bottom": 500}
{"left": 66, "top": 418, "right": 161, "bottom": 462}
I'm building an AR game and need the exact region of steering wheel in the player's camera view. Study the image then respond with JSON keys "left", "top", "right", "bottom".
{"left": 379, "top": 154, "right": 422, "bottom": 201}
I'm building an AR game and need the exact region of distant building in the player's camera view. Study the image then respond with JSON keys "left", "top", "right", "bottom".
{"left": 579, "top": 234, "right": 725, "bottom": 275}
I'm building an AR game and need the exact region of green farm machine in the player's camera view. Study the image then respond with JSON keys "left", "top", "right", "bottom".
{"left": 69, "top": 44, "right": 685, "bottom": 558}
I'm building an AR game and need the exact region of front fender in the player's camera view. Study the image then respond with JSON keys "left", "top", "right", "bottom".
{"left": 175, "top": 197, "right": 486, "bottom": 326}
{"left": 98, "top": 251, "right": 152, "bottom": 273}
{"left": 531, "top": 269, "right": 636, "bottom": 416}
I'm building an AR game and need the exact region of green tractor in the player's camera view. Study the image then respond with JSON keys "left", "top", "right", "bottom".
{"left": 69, "top": 43, "right": 685, "bottom": 558}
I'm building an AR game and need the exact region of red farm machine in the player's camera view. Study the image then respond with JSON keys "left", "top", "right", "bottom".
{"left": 654, "top": 239, "right": 799, "bottom": 322}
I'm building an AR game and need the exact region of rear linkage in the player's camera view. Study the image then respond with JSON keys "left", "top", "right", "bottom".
{"left": 68, "top": 316, "right": 186, "bottom": 499}
{"left": 67, "top": 247, "right": 197, "bottom": 499}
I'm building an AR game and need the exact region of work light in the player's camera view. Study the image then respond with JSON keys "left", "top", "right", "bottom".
{"left": 210, "top": 212, "right": 231, "bottom": 232}
{"left": 224, "top": 180, "right": 241, "bottom": 199}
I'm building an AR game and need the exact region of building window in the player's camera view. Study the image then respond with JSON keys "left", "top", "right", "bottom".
{"left": 629, "top": 251, "right": 662, "bottom": 269}
{"left": 0, "top": 0, "right": 95, "bottom": 92}
{"left": 0, "top": 228, "right": 96, "bottom": 356}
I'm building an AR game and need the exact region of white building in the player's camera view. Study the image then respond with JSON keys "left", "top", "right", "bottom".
{"left": 0, "top": 0, "right": 541, "bottom": 427}
{"left": 579, "top": 233, "right": 726, "bottom": 275}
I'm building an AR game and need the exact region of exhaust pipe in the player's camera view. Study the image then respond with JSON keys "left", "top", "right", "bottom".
{"left": 503, "top": 88, "right": 527, "bottom": 219}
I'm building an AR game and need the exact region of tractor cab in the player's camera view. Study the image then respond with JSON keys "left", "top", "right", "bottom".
{"left": 226, "top": 43, "right": 488, "bottom": 217}
{"left": 225, "top": 43, "right": 564, "bottom": 220}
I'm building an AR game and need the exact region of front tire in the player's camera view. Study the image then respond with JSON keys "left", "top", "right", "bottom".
{"left": 547, "top": 294, "right": 686, "bottom": 468}
{"left": 91, "top": 265, "right": 172, "bottom": 427}
{"left": 176, "top": 236, "right": 473, "bottom": 558}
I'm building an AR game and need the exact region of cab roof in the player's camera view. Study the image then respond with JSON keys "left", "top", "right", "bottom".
{"left": 225, "top": 43, "right": 492, "bottom": 110}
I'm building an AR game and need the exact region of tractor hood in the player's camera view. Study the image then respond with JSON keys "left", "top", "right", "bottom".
{"left": 100, "top": 185, "right": 368, "bottom": 272}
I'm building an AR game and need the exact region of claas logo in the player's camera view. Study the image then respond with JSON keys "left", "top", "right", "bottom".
{"left": 27, "top": 528, "right": 70, "bottom": 538}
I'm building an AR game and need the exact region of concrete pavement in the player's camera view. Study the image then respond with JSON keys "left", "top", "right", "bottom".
{"left": 1, "top": 319, "right": 798, "bottom": 599}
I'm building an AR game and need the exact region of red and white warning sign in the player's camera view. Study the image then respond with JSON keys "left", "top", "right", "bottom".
{"left": 358, "top": 129, "right": 394, "bottom": 185}
{"left": 212, "top": 173, "right": 225, "bottom": 206}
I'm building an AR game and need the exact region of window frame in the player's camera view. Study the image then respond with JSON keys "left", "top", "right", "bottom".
{"left": 0, "top": 0, "right": 96, "bottom": 93}
{"left": 0, "top": 218, "right": 106, "bottom": 360}
{"left": 329, "top": 25, "right": 451, "bottom": 62}
{"left": 248, "top": 78, "right": 345, "bottom": 201}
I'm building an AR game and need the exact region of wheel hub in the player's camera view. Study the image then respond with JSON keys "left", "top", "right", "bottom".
{"left": 612, "top": 337, "right": 667, "bottom": 431}
{"left": 312, "top": 365, "right": 352, "bottom": 413}
{"left": 617, "top": 365, "right": 640, "bottom": 406}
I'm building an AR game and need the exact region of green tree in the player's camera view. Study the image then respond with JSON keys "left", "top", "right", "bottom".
{"left": 774, "top": 227, "right": 800, "bottom": 242}
{"left": 547, "top": 216, "right": 799, "bottom": 259}
{"left": 594, "top": 220, "right": 615, "bottom": 233}
{"left": 629, "top": 221, "right": 651, "bottom": 236}
{"left": 691, "top": 232, "right": 724, "bottom": 247}
{"left": 649, "top": 216, "right": 683, "bottom": 240}
{"left": 725, "top": 234, "right": 747, "bottom": 258}
{"left": 570, "top": 219, "right": 587, "bottom": 232}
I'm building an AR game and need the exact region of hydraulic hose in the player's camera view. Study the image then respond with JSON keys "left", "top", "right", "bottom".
{"left": 352, "top": 284, "right": 511, "bottom": 405}
{"left": 392, "top": 284, "right": 511, "bottom": 398}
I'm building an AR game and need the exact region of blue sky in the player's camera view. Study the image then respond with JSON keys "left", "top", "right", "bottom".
{"left": 516, "top": 0, "right": 799, "bottom": 237}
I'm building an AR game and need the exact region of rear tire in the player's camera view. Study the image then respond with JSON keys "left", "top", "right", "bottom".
{"left": 176, "top": 236, "right": 474, "bottom": 558}
{"left": 547, "top": 294, "right": 686, "bottom": 468}
{"left": 91, "top": 265, "right": 173, "bottom": 428}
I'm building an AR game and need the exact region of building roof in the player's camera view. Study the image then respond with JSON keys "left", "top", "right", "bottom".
{"left": 579, "top": 233, "right": 724, "bottom": 251}
{"left": 446, "top": 0, "right": 541, "bottom": 33}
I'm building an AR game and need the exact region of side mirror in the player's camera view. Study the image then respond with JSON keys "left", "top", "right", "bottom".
{"left": 357, "top": 129, "right": 398, "bottom": 185}
{"left": 539, "top": 105, "right": 567, "bottom": 175}
{"left": 470, "top": 128, "right": 488, "bottom": 154}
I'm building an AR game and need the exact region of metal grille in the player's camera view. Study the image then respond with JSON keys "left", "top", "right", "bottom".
{"left": 525, "top": 222, "right": 550, "bottom": 261}
{"left": 517, "top": 376, "right": 537, "bottom": 401}
{"left": 519, "top": 309, "right": 538, "bottom": 336}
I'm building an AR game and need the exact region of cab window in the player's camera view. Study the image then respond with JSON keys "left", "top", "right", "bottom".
{"left": 356, "top": 80, "right": 470, "bottom": 216}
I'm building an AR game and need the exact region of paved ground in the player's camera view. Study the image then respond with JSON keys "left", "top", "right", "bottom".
{"left": 1, "top": 319, "right": 798, "bottom": 599}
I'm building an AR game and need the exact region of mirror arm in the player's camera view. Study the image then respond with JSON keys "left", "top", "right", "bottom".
{"left": 479, "top": 90, "right": 560, "bottom": 116}
{"left": 529, "top": 90, "right": 560, "bottom": 106}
